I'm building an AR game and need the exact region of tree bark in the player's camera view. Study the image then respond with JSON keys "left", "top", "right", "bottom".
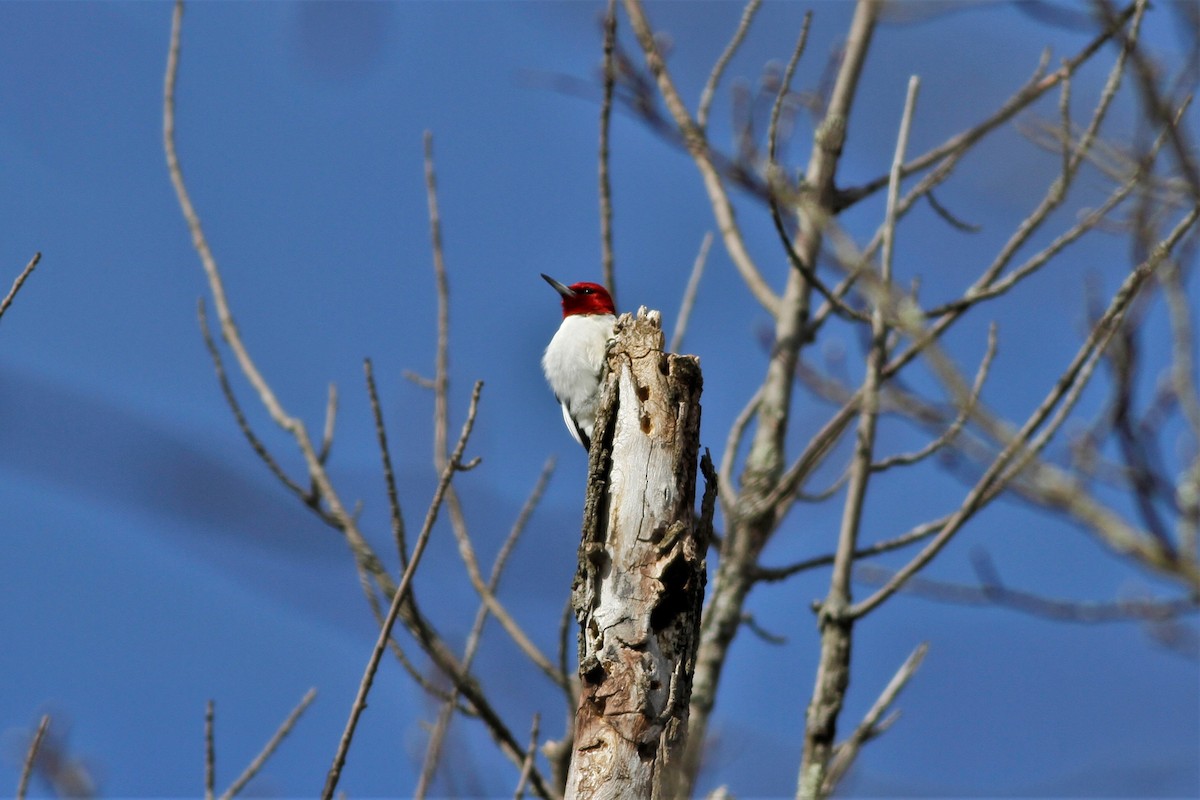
{"left": 564, "top": 308, "right": 710, "bottom": 800}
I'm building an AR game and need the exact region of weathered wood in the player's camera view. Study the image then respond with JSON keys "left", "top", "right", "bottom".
{"left": 565, "top": 308, "right": 709, "bottom": 800}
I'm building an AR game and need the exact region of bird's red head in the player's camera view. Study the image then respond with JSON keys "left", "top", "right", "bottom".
{"left": 541, "top": 274, "right": 616, "bottom": 318}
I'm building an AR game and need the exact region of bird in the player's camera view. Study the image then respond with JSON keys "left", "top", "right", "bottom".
{"left": 540, "top": 274, "right": 617, "bottom": 450}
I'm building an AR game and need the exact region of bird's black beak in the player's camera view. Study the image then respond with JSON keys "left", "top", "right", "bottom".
{"left": 541, "top": 274, "right": 576, "bottom": 297}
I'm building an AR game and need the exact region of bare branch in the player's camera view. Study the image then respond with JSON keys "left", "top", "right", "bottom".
{"left": 764, "top": 13, "right": 868, "bottom": 327}
{"left": 420, "top": 133, "right": 564, "bottom": 691}
{"left": 851, "top": 205, "right": 1200, "bottom": 619}
{"left": 799, "top": 64, "right": 912, "bottom": 798}
{"left": 1095, "top": 0, "right": 1200, "bottom": 200}
{"left": 167, "top": 0, "right": 297, "bottom": 433}
{"left": 424, "top": 131, "right": 451, "bottom": 469}
{"left": 836, "top": 2, "right": 1139, "bottom": 209}
{"left": 716, "top": 385, "right": 760, "bottom": 518}
{"left": 766, "top": 11, "right": 812, "bottom": 162}
{"left": 168, "top": 8, "right": 544, "bottom": 794}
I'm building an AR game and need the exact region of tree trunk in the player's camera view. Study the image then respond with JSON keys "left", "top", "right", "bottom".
{"left": 564, "top": 308, "right": 710, "bottom": 800}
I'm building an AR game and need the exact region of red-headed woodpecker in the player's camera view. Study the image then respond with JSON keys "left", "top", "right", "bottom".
{"left": 541, "top": 274, "right": 616, "bottom": 450}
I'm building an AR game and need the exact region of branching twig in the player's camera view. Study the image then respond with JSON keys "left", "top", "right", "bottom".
{"left": 322, "top": 382, "right": 484, "bottom": 800}
{"left": 851, "top": 205, "right": 1200, "bottom": 618}
{"left": 168, "top": 7, "right": 549, "bottom": 795}
{"left": 872, "top": 323, "right": 996, "bottom": 472}
{"left": 835, "top": 2, "right": 1138, "bottom": 209}
{"left": 799, "top": 66, "right": 913, "bottom": 799}
{"left": 197, "top": 299, "right": 328, "bottom": 518}
{"left": 716, "top": 385, "right": 761, "bottom": 519}
{"left": 415, "top": 457, "right": 558, "bottom": 797}
{"left": 623, "top": 0, "right": 781, "bottom": 317}
{"left": 822, "top": 643, "right": 928, "bottom": 795}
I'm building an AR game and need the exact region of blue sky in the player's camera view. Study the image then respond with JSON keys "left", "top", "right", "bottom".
{"left": 0, "top": 2, "right": 1196, "bottom": 798}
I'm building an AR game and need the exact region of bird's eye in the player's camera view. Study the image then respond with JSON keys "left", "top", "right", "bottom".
{"left": 580, "top": 288, "right": 593, "bottom": 294}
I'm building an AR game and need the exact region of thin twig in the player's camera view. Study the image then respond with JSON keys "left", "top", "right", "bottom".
{"left": 797, "top": 6, "right": 888, "bottom": 795}
{"left": 670, "top": 231, "right": 712, "bottom": 353}
{"left": 717, "top": 385, "right": 761, "bottom": 518}
{"left": 16, "top": 714, "right": 50, "bottom": 800}
{"left": 169, "top": 0, "right": 366, "bottom": 545}
{"left": 855, "top": 562, "right": 1199, "bottom": 623}
{"left": 220, "top": 689, "right": 317, "bottom": 800}
{"left": 882, "top": 77, "right": 920, "bottom": 286}
{"left": 1058, "top": 65, "right": 1073, "bottom": 189}
{"left": 557, "top": 592, "right": 574, "bottom": 704}
{"left": 322, "top": 382, "right": 484, "bottom": 800}
{"left": 1096, "top": 0, "right": 1200, "bottom": 200}
{"left": 317, "top": 383, "right": 338, "bottom": 465}
{"left": 205, "top": 701, "right": 215, "bottom": 800}
{"left": 698, "top": 0, "right": 763, "bottom": 130}
{"left": 365, "top": 358, "right": 409, "bottom": 566}
{"left": 921, "top": 2, "right": 1151, "bottom": 321}
{"left": 425, "top": 131, "right": 451, "bottom": 470}
{"left": 872, "top": 323, "right": 996, "bottom": 472}
{"left": 793, "top": 466, "right": 850, "bottom": 503}
{"left": 822, "top": 643, "right": 928, "bottom": 795}
{"left": 763, "top": 11, "right": 866, "bottom": 325}
{"left": 599, "top": 0, "right": 618, "bottom": 301}
{"left": 766, "top": 11, "right": 812, "bottom": 162}
{"left": 357, "top": 573, "right": 472, "bottom": 712}
{"left": 753, "top": 514, "right": 952, "bottom": 583}
{"left": 0, "top": 253, "right": 41, "bottom": 323}
{"left": 513, "top": 713, "right": 542, "bottom": 800}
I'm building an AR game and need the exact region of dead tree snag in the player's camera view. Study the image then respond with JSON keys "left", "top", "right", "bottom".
{"left": 565, "top": 308, "right": 710, "bottom": 800}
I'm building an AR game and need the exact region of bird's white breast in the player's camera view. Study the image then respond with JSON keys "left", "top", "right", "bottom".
{"left": 542, "top": 313, "right": 615, "bottom": 443}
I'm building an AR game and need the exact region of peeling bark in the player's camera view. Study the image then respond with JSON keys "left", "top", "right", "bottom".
{"left": 564, "top": 308, "right": 709, "bottom": 800}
